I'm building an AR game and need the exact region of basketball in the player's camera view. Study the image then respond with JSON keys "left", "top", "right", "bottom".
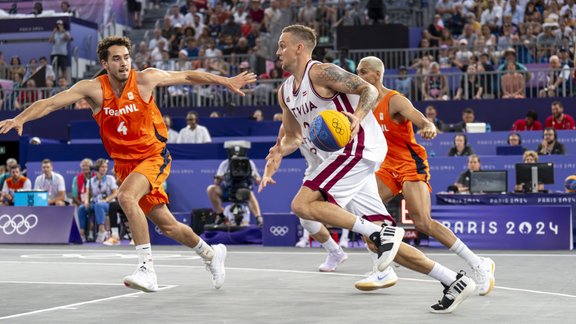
{"left": 309, "top": 110, "right": 351, "bottom": 152}
{"left": 564, "top": 175, "right": 576, "bottom": 192}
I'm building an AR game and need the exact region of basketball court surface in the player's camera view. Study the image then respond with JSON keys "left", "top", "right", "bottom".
{"left": 1, "top": 245, "right": 575, "bottom": 323}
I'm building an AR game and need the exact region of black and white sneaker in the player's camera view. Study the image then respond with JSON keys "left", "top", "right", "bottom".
{"left": 430, "top": 271, "right": 476, "bottom": 314}
{"left": 369, "top": 225, "right": 404, "bottom": 272}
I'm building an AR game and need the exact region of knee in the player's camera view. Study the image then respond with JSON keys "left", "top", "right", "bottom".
{"left": 291, "top": 198, "right": 311, "bottom": 219}
{"left": 117, "top": 190, "right": 136, "bottom": 209}
{"left": 158, "top": 221, "right": 179, "bottom": 237}
{"left": 206, "top": 185, "right": 216, "bottom": 195}
{"left": 300, "top": 219, "right": 322, "bottom": 234}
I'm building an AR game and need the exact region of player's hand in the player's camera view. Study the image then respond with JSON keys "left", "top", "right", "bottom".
{"left": 266, "top": 138, "right": 283, "bottom": 167}
{"left": 226, "top": 71, "right": 257, "bottom": 96}
{"left": 258, "top": 176, "right": 276, "bottom": 193}
{"left": 0, "top": 118, "right": 23, "bottom": 136}
{"left": 417, "top": 124, "right": 437, "bottom": 140}
{"left": 342, "top": 111, "right": 359, "bottom": 141}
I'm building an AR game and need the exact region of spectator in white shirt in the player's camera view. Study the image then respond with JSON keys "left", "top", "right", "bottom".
{"left": 163, "top": 115, "right": 179, "bottom": 143}
{"left": 148, "top": 28, "right": 169, "bottom": 52}
{"left": 177, "top": 111, "right": 212, "bottom": 143}
{"left": 34, "top": 159, "right": 67, "bottom": 206}
{"left": 481, "top": 0, "right": 503, "bottom": 32}
{"left": 168, "top": 4, "right": 186, "bottom": 28}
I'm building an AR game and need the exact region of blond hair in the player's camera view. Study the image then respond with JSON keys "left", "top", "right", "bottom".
{"left": 523, "top": 150, "right": 539, "bottom": 163}
{"left": 281, "top": 24, "right": 317, "bottom": 49}
{"left": 358, "top": 56, "right": 385, "bottom": 83}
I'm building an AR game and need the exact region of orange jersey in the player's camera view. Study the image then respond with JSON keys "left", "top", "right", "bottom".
{"left": 94, "top": 70, "right": 168, "bottom": 162}
{"left": 373, "top": 90, "right": 428, "bottom": 173}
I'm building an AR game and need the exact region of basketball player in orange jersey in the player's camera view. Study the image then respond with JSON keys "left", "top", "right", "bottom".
{"left": 354, "top": 56, "right": 495, "bottom": 296}
{"left": 0, "top": 36, "right": 256, "bottom": 292}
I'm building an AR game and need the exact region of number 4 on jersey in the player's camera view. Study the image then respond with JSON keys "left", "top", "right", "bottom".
{"left": 117, "top": 121, "right": 128, "bottom": 135}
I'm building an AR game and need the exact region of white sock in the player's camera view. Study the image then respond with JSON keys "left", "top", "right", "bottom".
{"left": 136, "top": 243, "right": 153, "bottom": 268}
{"left": 111, "top": 227, "right": 119, "bottom": 238}
{"left": 300, "top": 229, "right": 310, "bottom": 241}
{"left": 320, "top": 237, "right": 341, "bottom": 254}
{"left": 351, "top": 217, "right": 382, "bottom": 237}
{"left": 340, "top": 229, "right": 349, "bottom": 242}
{"left": 193, "top": 239, "right": 215, "bottom": 261}
{"left": 450, "top": 239, "right": 482, "bottom": 268}
{"left": 428, "top": 262, "right": 458, "bottom": 286}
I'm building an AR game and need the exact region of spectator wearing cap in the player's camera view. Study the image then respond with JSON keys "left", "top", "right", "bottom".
{"left": 48, "top": 19, "right": 71, "bottom": 80}
{"left": 498, "top": 47, "right": 529, "bottom": 78}
{"left": 545, "top": 101, "right": 576, "bottom": 130}
{"left": 512, "top": 110, "right": 543, "bottom": 131}
{"left": 539, "top": 55, "right": 571, "bottom": 97}
{"left": 438, "top": 45, "right": 452, "bottom": 68}
{"left": 481, "top": 0, "right": 503, "bottom": 32}
{"left": 455, "top": 39, "right": 474, "bottom": 66}
{"left": 394, "top": 66, "right": 412, "bottom": 97}
{"left": 537, "top": 20, "right": 562, "bottom": 61}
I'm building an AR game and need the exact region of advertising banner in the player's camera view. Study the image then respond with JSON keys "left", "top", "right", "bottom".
{"left": 0, "top": 206, "right": 81, "bottom": 244}
{"left": 430, "top": 205, "right": 573, "bottom": 250}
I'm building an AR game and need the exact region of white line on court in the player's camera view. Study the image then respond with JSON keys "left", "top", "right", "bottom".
{"left": 1, "top": 260, "right": 575, "bottom": 299}
{"left": 0, "top": 285, "right": 177, "bottom": 321}
{"left": 0, "top": 247, "right": 574, "bottom": 257}
{"left": 0, "top": 280, "right": 125, "bottom": 286}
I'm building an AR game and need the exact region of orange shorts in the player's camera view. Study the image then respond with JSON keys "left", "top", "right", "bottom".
{"left": 114, "top": 150, "right": 171, "bottom": 215}
{"left": 375, "top": 162, "right": 432, "bottom": 196}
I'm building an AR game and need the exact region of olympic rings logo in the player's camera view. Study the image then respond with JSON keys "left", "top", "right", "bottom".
{"left": 0, "top": 214, "right": 38, "bottom": 235}
{"left": 269, "top": 226, "right": 289, "bottom": 236}
{"left": 331, "top": 118, "right": 345, "bottom": 135}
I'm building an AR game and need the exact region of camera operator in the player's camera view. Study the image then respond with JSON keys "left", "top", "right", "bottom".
{"left": 207, "top": 141, "right": 263, "bottom": 226}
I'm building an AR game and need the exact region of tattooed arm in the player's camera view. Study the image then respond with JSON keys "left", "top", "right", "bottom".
{"left": 309, "top": 63, "right": 379, "bottom": 121}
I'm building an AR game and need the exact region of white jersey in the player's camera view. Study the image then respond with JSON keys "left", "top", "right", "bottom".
{"left": 281, "top": 60, "right": 386, "bottom": 163}
{"left": 299, "top": 140, "right": 330, "bottom": 177}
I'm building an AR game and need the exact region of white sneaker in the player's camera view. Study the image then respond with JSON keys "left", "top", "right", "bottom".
{"left": 371, "top": 226, "right": 404, "bottom": 272}
{"left": 318, "top": 250, "right": 348, "bottom": 272}
{"left": 204, "top": 244, "right": 227, "bottom": 289}
{"left": 295, "top": 238, "right": 310, "bottom": 248}
{"left": 123, "top": 265, "right": 158, "bottom": 293}
{"left": 96, "top": 231, "right": 108, "bottom": 243}
{"left": 355, "top": 267, "right": 398, "bottom": 291}
{"left": 339, "top": 237, "right": 349, "bottom": 248}
{"left": 473, "top": 257, "right": 495, "bottom": 296}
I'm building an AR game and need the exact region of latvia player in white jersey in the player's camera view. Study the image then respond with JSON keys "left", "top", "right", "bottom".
{"left": 260, "top": 24, "right": 477, "bottom": 313}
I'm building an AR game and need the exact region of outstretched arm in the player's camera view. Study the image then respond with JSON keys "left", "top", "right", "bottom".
{"left": 309, "top": 63, "right": 378, "bottom": 138}
{"left": 0, "top": 79, "right": 97, "bottom": 135}
{"left": 143, "top": 68, "right": 257, "bottom": 96}
{"left": 389, "top": 95, "right": 437, "bottom": 140}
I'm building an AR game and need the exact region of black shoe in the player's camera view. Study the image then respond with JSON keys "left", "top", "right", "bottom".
{"left": 430, "top": 271, "right": 477, "bottom": 314}
{"left": 368, "top": 225, "right": 404, "bottom": 272}
{"left": 215, "top": 213, "right": 227, "bottom": 225}
{"left": 255, "top": 216, "right": 263, "bottom": 227}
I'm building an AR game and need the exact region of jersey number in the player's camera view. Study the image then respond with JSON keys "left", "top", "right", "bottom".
{"left": 117, "top": 121, "right": 128, "bottom": 135}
